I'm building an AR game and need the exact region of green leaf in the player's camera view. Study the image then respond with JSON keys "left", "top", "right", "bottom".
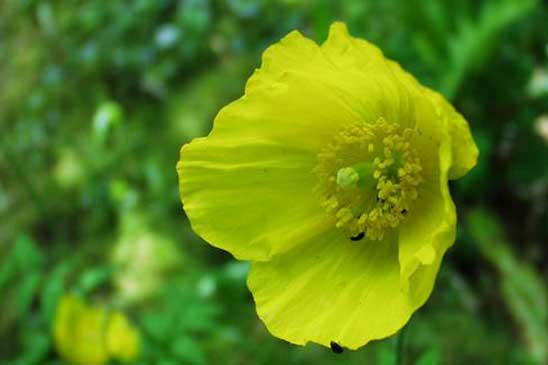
{"left": 77, "top": 265, "right": 113, "bottom": 295}
{"left": 14, "top": 327, "right": 50, "bottom": 365}
{"left": 507, "top": 134, "right": 548, "bottom": 185}
{"left": 376, "top": 343, "right": 396, "bottom": 365}
{"left": 170, "top": 336, "right": 205, "bottom": 365}
{"left": 16, "top": 271, "right": 41, "bottom": 316}
{"left": 412, "top": 0, "right": 538, "bottom": 99}
{"left": 92, "top": 101, "right": 123, "bottom": 142}
{"left": 467, "top": 209, "right": 548, "bottom": 364}
{"left": 416, "top": 347, "right": 441, "bottom": 365}
{"left": 0, "top": 235, "right": 44, "bottom": 317}
{"left": 12, "top": 235, "right": 44, "bottom": 272}
{"left": 41, "top": 263, "right": 70, "bottom": 324}
{"left": 0, "top": 254, "right": 16, "bottom": 292}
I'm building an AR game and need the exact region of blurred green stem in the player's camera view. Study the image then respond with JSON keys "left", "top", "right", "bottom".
{"left": 396, "top": 324, "right": 407, "bottom": 365}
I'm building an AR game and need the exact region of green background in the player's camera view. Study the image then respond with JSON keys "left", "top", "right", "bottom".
{"left": 1, "top": 0, "right": 547, "bottom": 364}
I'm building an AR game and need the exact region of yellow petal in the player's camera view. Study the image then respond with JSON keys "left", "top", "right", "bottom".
{"left": 398, "top": 144, "right": 456, "bottom": 294}
{"left": 377, "top": 56, "right": 469, "bottom": 293}
{"left": 178, "top": 30, "right": 372, "bottom": 261}
{"left": 244, "top": 29, "right": 365, "bottom": 149}
{"left": 320, "top": 22, "right": 417, "bottom": 129}
{"left": 247, "top": 229, "right": 435, "bottom": 349}
{"left": 426, "top": 89, "right": 479, "bottom": 180}
{"left": 53, "top": 295, "right": 109, "bottom": 365}
{"left": 178, "top": 137, "right": 330, "bottom": 261}
{"left": 322, "top": 22, "right": 477, "bottom": 180}
{"left": 321, "top": 23, "right": 452, "bottom": 171}
{"left": 106, "top": 311, "right": 140, "bottom": 361}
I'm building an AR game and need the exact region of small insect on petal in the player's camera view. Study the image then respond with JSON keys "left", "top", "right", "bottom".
{"left": 330, "top": 341, "right": 344, "bottom": 354}
{"left": 350, "top": 232, "right": 365, "bottom": 241}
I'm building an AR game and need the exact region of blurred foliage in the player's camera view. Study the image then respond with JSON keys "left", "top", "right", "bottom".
{"left": 468, "top": 209, "right": 548, "bottom": 364}
{"left": 0, "top": 0, "right": 547, "bottom": 364}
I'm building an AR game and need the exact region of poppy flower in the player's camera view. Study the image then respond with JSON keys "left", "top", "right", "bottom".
{"left": 177, "top": 22, "right": 478, "bottom": 349}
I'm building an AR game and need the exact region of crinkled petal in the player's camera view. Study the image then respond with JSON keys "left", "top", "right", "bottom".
{"left": 388, "top": 83, "right": 457, "bottom": 292}
{"left": 178, "top": 138, "right": 328, "bottom": 261}
{"left": 322, "top": 22, "right": 477, "bottom": 180}
{"left": 426, "top": 89, "right": 479, "bottom": 180}
{"left": 398, "top": 135, "right": 456, "bottom": 294}
{"left": 247, "top": 229, "right": 436, "bottom": 349}
{"left": 320, "top": 22, "right": 417, "bottom": 129}
{"left": 321, "top": 23, "right": 448, "bottom": 171}
{"left": 243, "top": 30, "right": 366, "bottom": 151}
{"left": 178, "top": 30, "right": 361, "bottom": 261}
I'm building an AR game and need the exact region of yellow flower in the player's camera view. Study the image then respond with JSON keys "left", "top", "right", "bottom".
{"left": 53, "top": 294, "right": 140, "bottom": 364}
{"left": 105, "top": 312, "right": 140, "bottom": 362}
{"left": 177, "top": 22, "right": 478, "bottom": 349}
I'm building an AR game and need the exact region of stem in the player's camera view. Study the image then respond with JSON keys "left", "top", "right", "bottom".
{"left": 395, "top": 324, "right": 407, "bottom": 365}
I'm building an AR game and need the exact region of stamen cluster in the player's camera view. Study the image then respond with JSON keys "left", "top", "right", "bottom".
{"left": 316, "top": 118, "right": 423, "bottom": 240}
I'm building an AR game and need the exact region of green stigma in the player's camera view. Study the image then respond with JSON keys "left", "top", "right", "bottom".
{"left": 336, "top": 167, "right": 359, "bottom": 189}
{"left": 336, "top": 163, "right": 374, "bottom": 190}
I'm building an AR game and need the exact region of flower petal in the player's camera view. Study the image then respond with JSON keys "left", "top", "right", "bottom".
{"left": 322, "top": 22, "right": 478, "bottom": 180}
{"left": 178, "top": 31, "right": 369, "bottom": 261}
{"left": 320, "top": 23, "right": 455, "bottom": 181}
{"left": 397, "top": 155, "right": 456, "bottom": 295}
{"left": 426, "top": 90, "right": 479, "bottom": 180}
{"left": 178, "top": 137, "right": 328, "bottom": 261}
{"left": 247, "top": 229, "right": 436, "bottom": 349}
{"left": 320, "top": 22, "right": 417, "bottom": 128}
{"left": 245, "top": 29, "right": 366, "bottom": 146}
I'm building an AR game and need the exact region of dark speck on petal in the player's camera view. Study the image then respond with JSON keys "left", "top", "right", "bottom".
{"left": 330, "top": 341, "right": 344, "bottom": 354}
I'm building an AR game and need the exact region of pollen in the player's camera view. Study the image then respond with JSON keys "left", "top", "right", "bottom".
{"left": 315, "top": 118, "right": 423, "bottom": 241}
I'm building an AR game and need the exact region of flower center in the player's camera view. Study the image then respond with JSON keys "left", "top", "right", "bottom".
{"left": 315, "top": 118, "right": 423, "bottom": 241}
